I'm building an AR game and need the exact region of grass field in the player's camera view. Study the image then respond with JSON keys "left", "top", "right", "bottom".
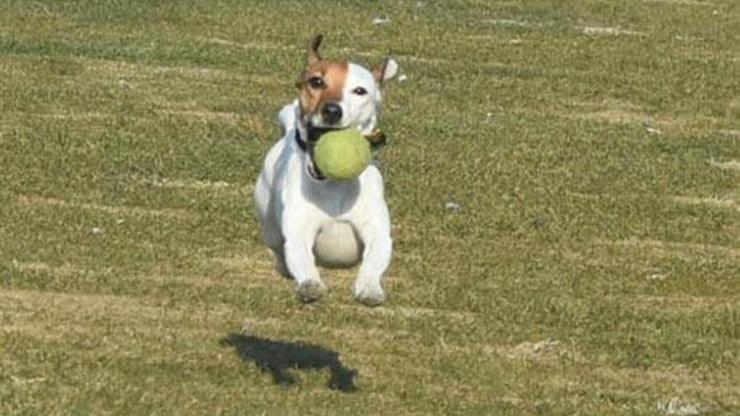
{"left": 1, "top": 1, "right": 739, "bottom": 415}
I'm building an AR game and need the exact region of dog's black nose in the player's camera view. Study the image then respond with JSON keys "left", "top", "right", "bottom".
{"left": 321, "top": 103, "right": 343, "bottom": 125}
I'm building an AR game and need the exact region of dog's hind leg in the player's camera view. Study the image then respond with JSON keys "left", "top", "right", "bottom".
{"left": 255, "top": 166, "right": 295, "bottom": 279}
{"left": 260, "top": 219, "right": 291, "bottom": 279}
{"left": 273, "top": 248, "right": 292, "bottom": 279}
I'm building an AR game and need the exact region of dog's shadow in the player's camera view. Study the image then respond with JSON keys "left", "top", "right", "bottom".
{"left": 220, "top": 333, "right": 358, "bottom": 392}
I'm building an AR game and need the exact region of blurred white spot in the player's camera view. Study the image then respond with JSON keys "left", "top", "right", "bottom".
{"left": 647, "top": 273, "right": 667, "bottom": 281}
{"left": 445, "top": 202, "right": 462, "bottom": 212}
{"left": 643, "top": 123, "right": 663, "bottom": 135}
{"left": 372, "top": 17, "right": 391, "bottom": 25}
{"left": 397, "top": 74, "right": 408, "bottom": 82}
{"left": 91, "top": 227, "right": 105, "bottom": 235}
{"left": 484, "top": 19, "right": 531, "bottom": 27}
{"left": 11, "top": 376, "right": 46, "bottom": 385}
{"left": 532, "top": 338, "right": 559, "bottom": 353}
{"left": 709, "top": 159, "right": 740, "bottom": 171}
{"left": 657, "top": 398, "right": 702, "bottom": 415}
{"left": 116, "top": 219, "right": 125, "bottom": 225}
{"left": 643, "top": 0, "right": 713, "bottom": 5}
{"left": 581, "top": 26, "right": 644, "bottom": 36}
{"left": 718, "top": 129, "right": 740, "bottom": 138}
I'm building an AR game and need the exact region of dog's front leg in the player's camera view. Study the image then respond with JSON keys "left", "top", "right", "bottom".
{"left": 354, "top": 208, "right": 392, "bottom": 306}
{"left": 282, "top": 213, "right": 326, "bottom": 303}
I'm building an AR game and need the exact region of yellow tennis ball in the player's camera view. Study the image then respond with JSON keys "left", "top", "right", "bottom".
{"left": 313, "top": 129, "right": 371, "bottom": 180}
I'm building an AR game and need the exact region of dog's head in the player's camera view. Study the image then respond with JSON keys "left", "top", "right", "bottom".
{"left": 295, "top": 34, "right": 397, "bottom": 143}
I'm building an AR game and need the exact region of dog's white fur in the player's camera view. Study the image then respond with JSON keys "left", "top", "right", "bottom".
{"left": 254, "top": 55, "right": 397, "bottom": 305}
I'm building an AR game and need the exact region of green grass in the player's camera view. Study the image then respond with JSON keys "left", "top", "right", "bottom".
{"left": 1, "top": 0, "right": 739, "bottom": 415}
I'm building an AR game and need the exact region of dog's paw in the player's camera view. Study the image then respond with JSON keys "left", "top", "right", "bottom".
{"left": 296, "top": 280, "right": 327, "bottom": 303}
{"left": 353, "top": 282, "right": 385, "bottom": 307}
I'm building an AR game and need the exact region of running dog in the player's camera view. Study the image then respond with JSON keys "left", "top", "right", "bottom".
{"left": 254, "top": 35, "right": 397, "bottom": 306}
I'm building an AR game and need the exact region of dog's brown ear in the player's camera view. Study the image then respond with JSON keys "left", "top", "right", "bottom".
{"left": 308, "top": 34, "right": 324, "bottom": 65}
{"left": 296, "top": 34, "right": 324, "bottom": 88}
{"left": 372, "top": 57, "right": 399, "bottom": 86}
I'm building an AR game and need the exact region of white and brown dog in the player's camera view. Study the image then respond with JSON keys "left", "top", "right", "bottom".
{"left": 254, "top": 35, "right": 398, "bottom": 306}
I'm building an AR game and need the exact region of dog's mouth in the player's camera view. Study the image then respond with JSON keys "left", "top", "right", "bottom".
{"left": 306, "top": 158, "right": 325, "bottom": 181}
{"left": 300, "top": 124, "right": 387, "bottom": 181}
{"left": 302, "top": 124, "right": 339, "bottom": 181}
{"left": 306, "top": 125, "right": 341, "bottom": 143}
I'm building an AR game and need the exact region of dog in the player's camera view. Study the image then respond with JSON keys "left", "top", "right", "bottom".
{"left": 254, "top": 35, "right": 398, "bottom": 306}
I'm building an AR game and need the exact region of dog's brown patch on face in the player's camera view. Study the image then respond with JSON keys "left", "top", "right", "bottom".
{"left": 297, "top": 60, "right": 348, "bottom": 118}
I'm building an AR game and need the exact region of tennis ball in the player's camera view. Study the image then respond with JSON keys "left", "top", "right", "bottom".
{"left": 313, "top": 128, "right": 371, "bottom": 181}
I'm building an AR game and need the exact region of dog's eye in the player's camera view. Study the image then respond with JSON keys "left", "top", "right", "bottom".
{"left": 352, "top": 87, "right": 368, "bottom": 96}
{"left": 307, "top": 77, "right": 325, "bottom": 89}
